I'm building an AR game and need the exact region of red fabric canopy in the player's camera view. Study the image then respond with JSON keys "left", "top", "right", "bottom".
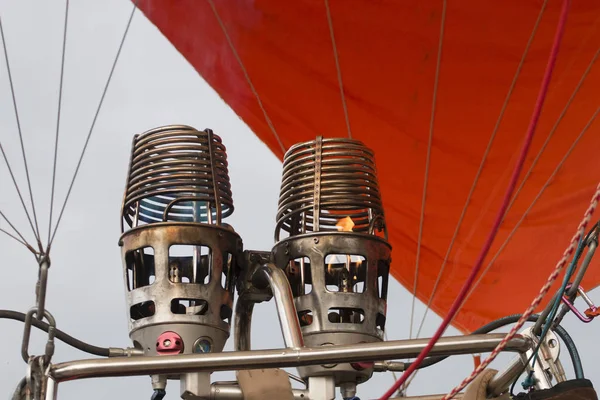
{"left": 138, "top": 0, "right": 600, "bottom": 333}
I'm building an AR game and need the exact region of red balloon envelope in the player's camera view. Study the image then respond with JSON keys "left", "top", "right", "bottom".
{"left": 137, "top": 0, "right": 600, "bottom": 333}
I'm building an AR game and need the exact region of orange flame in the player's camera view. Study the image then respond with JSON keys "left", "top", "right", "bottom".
{"left": 328, "top": 217, "right": 355, "bottom": 275}
{"left": 336, "top": 216, "right": 355, "bottom": 232}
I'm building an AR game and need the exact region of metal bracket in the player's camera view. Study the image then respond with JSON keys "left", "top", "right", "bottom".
{"left": 180, "top": 372, "right": 211, "bottom": 400}
{"left": 236, "top": 250, "right": 274, "bottom": 303}
{"left": 234, "top": 250, "right": 304, "bottom": 351}
{"left": 521, "top": 326, "right": 563, "bottom": 389}
{"left": 24, "top": 356, "right": 49, "bottom": 400}
{"left": 308, "top": 377, "right": 335, "bottom": 400}
{"left": 488, "top": 326, "right": 561, "bottom": 397}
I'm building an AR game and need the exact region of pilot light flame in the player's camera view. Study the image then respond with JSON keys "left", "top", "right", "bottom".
{"left": 328, "top": 217, "right": 361, "bottom": 285}
{"left": 336, "top": 216, "right": 355, "bottom": 232}
{"left": 274, "top": 137, "right": 387, "bottom": 240}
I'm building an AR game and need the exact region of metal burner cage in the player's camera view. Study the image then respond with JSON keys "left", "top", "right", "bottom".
{"left": 121, "top": 125, "right": 234, "bottom": 231}
{"left": 118, "top": 125, "right": 242, "bottom": 359}
{"left": 274, "top": 137, "right": 385, "bottom": 240}
{"left": 272, "top": 137, "right": 391, "bottom": 383}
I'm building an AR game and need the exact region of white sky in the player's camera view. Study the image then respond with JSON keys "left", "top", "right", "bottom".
{"left": 0, "top": 1, "right": 597, "bottom": 399}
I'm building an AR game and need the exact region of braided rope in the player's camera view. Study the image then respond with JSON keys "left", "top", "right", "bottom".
{"left": 443, "top": 183, "right": 600, "bottom": 400}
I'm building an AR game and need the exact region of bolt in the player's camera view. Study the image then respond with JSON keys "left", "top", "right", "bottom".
{"left": 313, "top": 238, "right": 319, "bottom": 244}
{"left": 548, "top": 338, "right": 557, "bottom": 348}
{"left": 163, "top": 339, "right": 171, "bottom": 347}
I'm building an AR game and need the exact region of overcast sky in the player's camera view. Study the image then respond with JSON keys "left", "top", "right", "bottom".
{"left": 0, "top": 1, "right": 597, "bottom": 399}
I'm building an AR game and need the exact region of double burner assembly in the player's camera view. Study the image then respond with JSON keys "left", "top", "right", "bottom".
{"left": 33, "top": 124, "right": 535, "bottom": 400}
{"left": 119, "top": 126, "right": 391, "bottom": 399}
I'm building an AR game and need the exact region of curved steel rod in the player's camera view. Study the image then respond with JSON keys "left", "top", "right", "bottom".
{"left": 251, "top": 263, "right": 304, "bottom": 349}
{"left": 234, "top": 295, "right": 254, "bottom": 352}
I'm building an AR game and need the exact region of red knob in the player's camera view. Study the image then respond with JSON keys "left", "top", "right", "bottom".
{"left": 156, "top": 331, "right": 184, "bottom": 355}
{"left": 351, "top": 361, "right": 374, "bottom": 370}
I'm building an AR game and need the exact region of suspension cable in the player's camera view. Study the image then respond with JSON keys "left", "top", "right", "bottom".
{"left": 0, "top": 140, "right": 39, "bottom": 249}
{"left": 380, "top": 1, "right": 570, "bottom": 397}
{"left": 48, "top": 0, "right": 70, "bottom": 244}
{"left": 324, "top": 0, "right": 352, "bottom": 139}
{"left": 408, "top": 0, "right": 447, "bottom": 343}
{"left": 462, "top": 105, "right": 600, "bottom": 307}
{"left": 0, "top": 15, "right": 42, "bottom": 248}
{"left": 0, "top": 210, "right": 35, "bottom": 253}
{"left": 412, "top": 0, "right": 550, "bottom": 344}
{"left": 207, "top": 0, "right": 286, "bottom": 155}
{"left": 48, "top": 1, "right": 138, "bottom": 250}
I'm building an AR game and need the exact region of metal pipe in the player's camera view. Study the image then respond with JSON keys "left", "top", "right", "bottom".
{"left": 486, "top": 354, "right": 527, "bottom": 397}
{"left": 50, "top": 334, "right": 530, "bottom": 382}
{"left": 251, "top": 263, "right": 304, "bottom": 349}
{"left": 234, "top": 295, "right": 254, "bottom": 351}
{"left": 567, "top": 240, "right": 597, "bottom": 296}
{"left": 533, "top": 292, "right": 558, "bottom": 335}
{"left": 210, "top": 383, "right": 307, "bottom": 399}
{"left": 44, "top": 377, "right": 58, "bottom": 400}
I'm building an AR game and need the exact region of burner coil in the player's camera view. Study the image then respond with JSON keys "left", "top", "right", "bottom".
{"left": 275, "top": 137, "right": 385, "bottom": 240}
{"left": 121, "top": 125, "right": 233, "bottom": 231}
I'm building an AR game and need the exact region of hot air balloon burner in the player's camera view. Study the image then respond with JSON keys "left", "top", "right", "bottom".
{"left": 119, "top": 125, "right": 242, "bottom": 376}
{"left": 272, "top": 137, "right": 391, "bottom": 385}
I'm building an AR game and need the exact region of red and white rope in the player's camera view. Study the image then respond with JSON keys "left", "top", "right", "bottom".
{"left": 442, "top": 182, "right": 600, "bottom": 400}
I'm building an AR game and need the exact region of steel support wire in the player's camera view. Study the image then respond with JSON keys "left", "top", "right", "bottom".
{"left": 48, "top": 1, "right": 138, "bottom": 250}
{"left": 0, "top": 15, "right": 42, "bottom": 248}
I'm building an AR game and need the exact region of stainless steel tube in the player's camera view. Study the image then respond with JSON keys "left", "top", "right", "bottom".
{"left": 251, "top": 263, "right": 304, "bottom": 349}
{"left": 210, "top": 383, "right": 307, "bottom": 399}
{"left": 50, "top": 334, "right": 530, "bottom": 382}
{"left": 44, "top": 377, "right": 58, "bottom": 400}
{"left": 234, "top": 296, "right": 254, "bottom": 351}
{"left": 486, "top": 355, "right": 527, "bottom": 397}
{"left": 568, "top": 240, "right": 597, "bottom": 294}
